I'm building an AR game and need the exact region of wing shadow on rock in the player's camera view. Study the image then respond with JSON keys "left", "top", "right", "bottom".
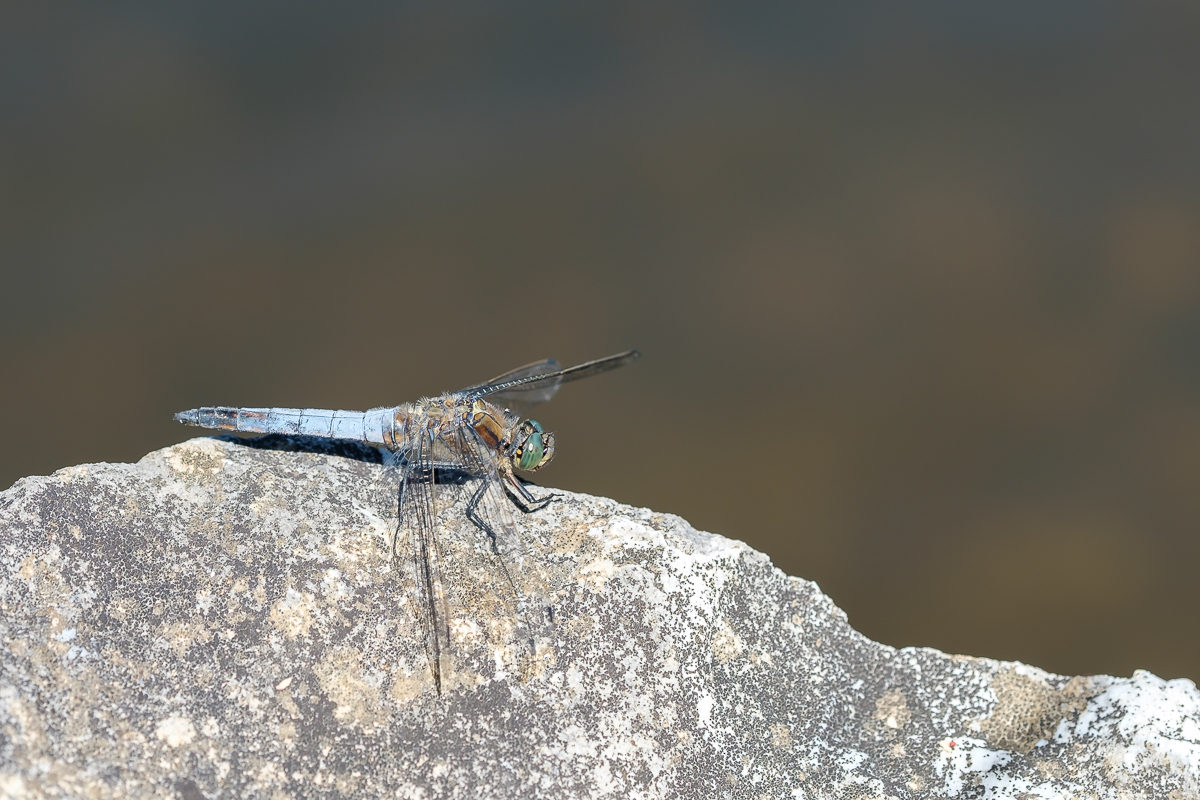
{"left": 212, "top": 432, "right": 478, "bottom": 486}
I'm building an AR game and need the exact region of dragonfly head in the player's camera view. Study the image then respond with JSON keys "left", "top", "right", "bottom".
{"left": 511, "top": 418, "right": 555, "bottom": 472}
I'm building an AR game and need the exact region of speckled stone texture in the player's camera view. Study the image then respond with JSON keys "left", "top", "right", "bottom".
{"left": 2, "top": 437, "right": 1198, "bottom": 799}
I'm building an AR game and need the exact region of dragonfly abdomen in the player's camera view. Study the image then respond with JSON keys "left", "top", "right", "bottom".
{"left": 174, "top": 406, "right": 404, "bottom": 446}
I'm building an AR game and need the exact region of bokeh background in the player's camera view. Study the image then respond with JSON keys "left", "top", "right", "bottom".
{"left": 4, "top": 4, "right": 1199, "bottom": 682}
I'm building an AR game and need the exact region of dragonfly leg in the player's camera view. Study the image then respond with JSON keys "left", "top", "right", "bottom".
{"left": 504, "top": 473, "right": 557, "bottom": 513}
{"left": 465, "top": 481, "right": 503, "bottom": 556}
{"left": 521, "top": 490, "right": 556, "bottom": 513}
{"left": 465, "top": 478, "right": 555, "bottom": 556}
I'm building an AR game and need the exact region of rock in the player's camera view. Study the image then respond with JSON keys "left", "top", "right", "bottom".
{"left": 1, "top": 436, "right": 1198, "bottom": 799}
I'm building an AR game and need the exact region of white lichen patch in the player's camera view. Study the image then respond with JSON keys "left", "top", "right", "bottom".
{"left": 1061, "top": 670, "right": 1200, "bottom": 787}
{"left": 934, "top": 736, "right": 1011, "bottom": 796}
{"left": 157, "top": 438, "right": 228, "bottom": 477}
{"left": 875, "top": 689, "right": 913, "bottom": 731}
{"left": 711, "top": 621, "right": 744, "bottom": 664}
{"left": 155, "top": 716, "right": 197, "bottom": 748}
{"left": 696, "top": 694, "right": 715, "bottom": 728}
{"left": 51, "top": 464, "right": 93, "bottom": 483}
{"left": 317, "top": 568, "right": 353, "bottom": 605}
{"left": 268, "top": 588, "right": 319, "bottom": 639}
{"left": 576, "top": 556, "right": 619, "bottom": 592}
{"left": 224, "top": 674, "right": 267, "bottom": 713}
{"left": 249, "top": 492, "right": 302, "bottom": 540}
{"left": 193, "top": 587, "right": 215, "bottom": 615}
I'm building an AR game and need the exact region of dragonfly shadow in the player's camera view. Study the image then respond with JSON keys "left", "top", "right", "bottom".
{"left": 213, "top": 433, "right": 476, "bottom": 484}
{"left": 215, "top": 432, "right": 388, "bottom": 463}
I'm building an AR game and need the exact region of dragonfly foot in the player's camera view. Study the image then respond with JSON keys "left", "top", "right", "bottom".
{"left": 523, "top": 490, "right": 558, "bottom": 513}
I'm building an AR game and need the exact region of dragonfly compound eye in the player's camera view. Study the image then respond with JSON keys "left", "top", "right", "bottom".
{"left": 515, "top": 419, "right": 554, "bottom": 471}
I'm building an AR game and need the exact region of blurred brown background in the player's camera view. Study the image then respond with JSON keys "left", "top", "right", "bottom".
{"left": 3, "top": 4, "right": 1198, "bottom": 682}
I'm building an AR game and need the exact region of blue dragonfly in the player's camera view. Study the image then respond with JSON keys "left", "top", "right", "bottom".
{"left": 175, "top": 350, "right": 640, "bottom": 693}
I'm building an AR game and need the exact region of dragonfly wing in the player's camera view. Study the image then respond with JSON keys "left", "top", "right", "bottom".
{"left": 456, "top": 359, "right": 564, "bottom": 406}
{"left": 448, "top": 424, "right": 553, "bottom": 679}
{"left": 455, "top": 349, "right": 640, "bottom": 404}
{"left": 395, "top": 427, "right": 454, "bottom": 694}
{"left": 484, "top": 358, "right": 560, "bottom": 386}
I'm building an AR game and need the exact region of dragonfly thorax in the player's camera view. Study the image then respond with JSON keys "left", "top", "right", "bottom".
{"left": 469, "top": 401, "right": 556, "bottom": 472}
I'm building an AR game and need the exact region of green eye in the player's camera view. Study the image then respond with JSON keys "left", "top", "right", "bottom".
{"left": 517, "top": 420, "right": 545, "bottom": 471}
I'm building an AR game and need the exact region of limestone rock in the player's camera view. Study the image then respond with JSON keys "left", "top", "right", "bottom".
{"left": 1, "top": 437, "right": 1197, "bottom": 798}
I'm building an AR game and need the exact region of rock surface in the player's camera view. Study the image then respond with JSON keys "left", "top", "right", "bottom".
{"left": 2, "top": 436, "right": 1198, "bottom": 799}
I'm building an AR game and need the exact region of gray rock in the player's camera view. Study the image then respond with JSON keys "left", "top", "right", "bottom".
{"left": 2, "top": 437, "right": 1198, "bottom": 799}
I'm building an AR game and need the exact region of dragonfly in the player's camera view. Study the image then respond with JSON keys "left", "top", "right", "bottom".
{"left": 174, "top": 349, "right": 640, "bottom": 693}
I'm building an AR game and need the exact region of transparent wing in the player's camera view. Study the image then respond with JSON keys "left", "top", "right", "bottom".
{"left": 448, "top": 424, "right": 553, "bottom": 680}
{"left": 474, "top": 358, "right": 563, "bottom": 406}
{"left": 485, "top": 358, "right": 561, "bottom": 387}
{"left": 454, "top": 349, "right": 641, "bottom": 405}
{"left": 392, "top": 415, "right": 553, "bottom": 693}
{"left": 394, "top": 426, "right": 454, "bottom": 695}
